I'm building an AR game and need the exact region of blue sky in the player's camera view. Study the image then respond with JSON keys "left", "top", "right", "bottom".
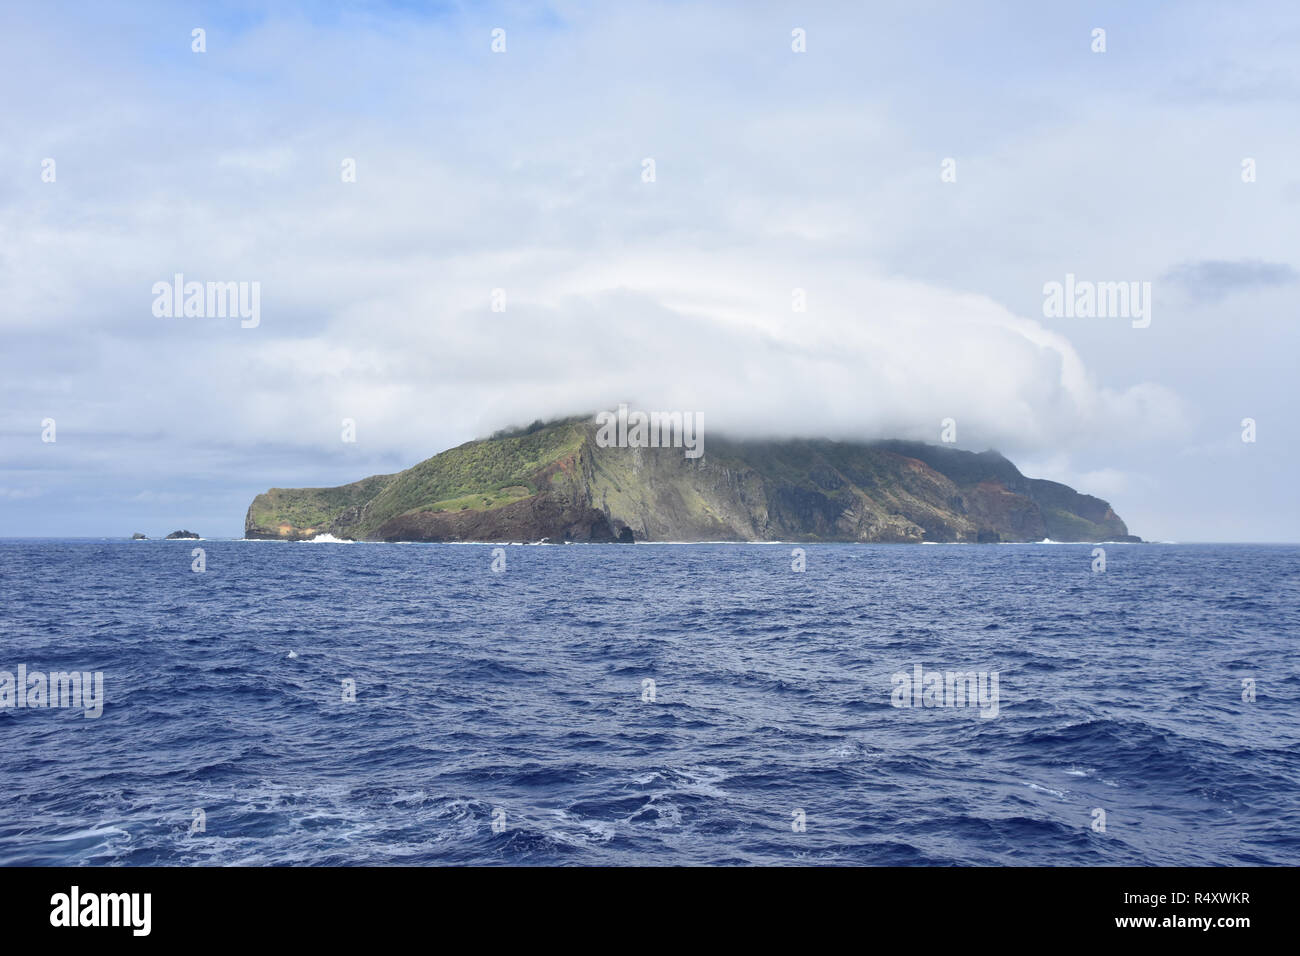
{"left": 1, "top": 1, "right": 1298, "bottom": 540}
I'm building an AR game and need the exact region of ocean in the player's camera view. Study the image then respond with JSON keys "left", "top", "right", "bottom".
{"left": 1, "top": 539, "right": 1297, "bottom": 866}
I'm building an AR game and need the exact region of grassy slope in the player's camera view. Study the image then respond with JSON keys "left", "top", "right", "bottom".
{"left": 248, "top": 421, "right": 589, "bottom": 538}
{"left": 584, "top": 437, "right": 971, "bottom": 541}
{"left": 245, "top": 474, "right": 396, "bottom": 535}
{"left": 352, "top": 422, "right": 586, "bottom": 530}
{"left": 585, "top": 437, "right": 764, "bottom": 539}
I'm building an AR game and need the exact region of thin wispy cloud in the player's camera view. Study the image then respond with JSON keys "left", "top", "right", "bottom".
{"left": 1163, "top": 259, "right": 1298, "bottom": 302}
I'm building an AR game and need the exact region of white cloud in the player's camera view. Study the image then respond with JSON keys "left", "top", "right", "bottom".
{"left": 0, "top": 0, "right": 1296, "bottom": 539}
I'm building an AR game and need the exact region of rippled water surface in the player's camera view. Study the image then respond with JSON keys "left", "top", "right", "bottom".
{"left": 1, "top": 540, "right": 1297, "bottom": 865}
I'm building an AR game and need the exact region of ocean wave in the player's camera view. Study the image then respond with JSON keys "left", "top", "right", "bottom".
{"left": 1, "top": 539, "right": 1296, "bottom": 865}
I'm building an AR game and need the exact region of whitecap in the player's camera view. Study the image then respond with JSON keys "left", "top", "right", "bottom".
{"left": 1026, "top": 782, "right": 1067, "bottom": 798}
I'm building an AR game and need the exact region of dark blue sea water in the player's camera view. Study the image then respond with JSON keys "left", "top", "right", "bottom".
{"left": 1, "top": 540, "right": 1297, "bottom": 866}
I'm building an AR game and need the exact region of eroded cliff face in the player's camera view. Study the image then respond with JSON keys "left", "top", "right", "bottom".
{"left": 245, "top": 419, "right": 1139, "bottom": 543}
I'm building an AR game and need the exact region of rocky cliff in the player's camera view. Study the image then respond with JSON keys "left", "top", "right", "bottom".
{"left": 244, "top": 418, "right": 1139, "bottom": 543}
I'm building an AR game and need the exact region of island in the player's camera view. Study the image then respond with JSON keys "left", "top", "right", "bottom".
{"left": 244, "top": 415, "right": 1140, "bottom": 544}
{"left": 165, "top": 530, "right": 200, "bottom": 539}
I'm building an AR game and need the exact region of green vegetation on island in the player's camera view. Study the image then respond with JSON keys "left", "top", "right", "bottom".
{"left": 245, "top": 417, "right": 1139, "bottom": 544}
